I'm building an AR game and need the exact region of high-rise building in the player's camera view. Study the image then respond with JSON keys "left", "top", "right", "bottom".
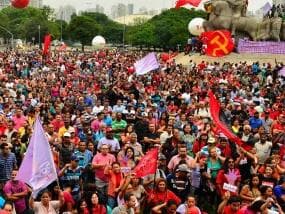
{"left": 117, "top": 3, "right": 127, "bottom": 17}
{"left": 29, "top": 0, "right": 43, "bottom": 8}
{"left": 0, "top": 0, "right": 10, "bottom": 9}
{"left": 127, "top": 4, "right": 134, "bottom": 15}
{"left": 57, "top": 5, "right": 76, "bottom": 23}
{"left": 273, "top": 0, "right": 285, "bottom": 5}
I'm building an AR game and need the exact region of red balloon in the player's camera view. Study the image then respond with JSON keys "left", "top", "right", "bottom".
{"left": 11, "top": 0, "right": 30, "bottom": 8}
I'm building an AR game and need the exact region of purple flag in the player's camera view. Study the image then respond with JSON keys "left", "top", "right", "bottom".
{"left": 16, "top": 117, "right": 57, "bottom": 193}
{"left": 279, "top": 67, "right": 285, "bottom": 77}
{"left": 134, "top": 52, "right": 160, "bottom": 75}
{"left": 262, "top": 2, "right": 272, "bottom": 15}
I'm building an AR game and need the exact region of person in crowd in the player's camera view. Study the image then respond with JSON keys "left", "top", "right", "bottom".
{"left": 0, "top": 48, "right": 284, "bottom": 214}
{"left": 3, "top": 170, "right": 28, "bottom": 214}
{"left": 29, "top": 190, "right": 64, "bottom": 214}
{"left": 112, "top": 192, "right": 136, "bottom": 214}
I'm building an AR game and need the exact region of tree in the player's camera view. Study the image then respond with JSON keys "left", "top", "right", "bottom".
{"left": 67, "top": 15, "right": 102, "bottom": 51}
{"left": 127, "top": 22, "right": 157, "bottom": 47}
{"left": 127, "top": 8, "right": 207, "bottom": 50}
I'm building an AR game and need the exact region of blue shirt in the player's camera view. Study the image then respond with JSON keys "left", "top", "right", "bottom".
{"left": 274, "top": 185, "right": 285, "bottom": 199}
{"left": 249, "top": 117, "right": 263, "bottom": 129}
{"left": 73, "top": 150, "right": 93, "bottom": 168}
{"left": 0, "top": 153, "right": 17, "bottom": 182}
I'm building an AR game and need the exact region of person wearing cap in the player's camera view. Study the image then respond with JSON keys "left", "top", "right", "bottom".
{"left": 58, "top": 154, "right": 83, "bottom": 201}
{"left": 58, "top": 132, "right": 74, "bottom": 169}
{"left": 200, "top": 137, "right": 221, "bottom": 157}
{"left": 167, "top": 164, "right": 191, "bottom": 201}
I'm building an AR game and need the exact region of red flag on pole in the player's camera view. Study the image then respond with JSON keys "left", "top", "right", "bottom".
{"left": 43, "top": 34, "right": 51, "bottom": 55}
{"left": 175, "top": 0, "right": 202, "bottom": 8}
{"left": 208, "top": 90, "right": 252, "bottom": 151}
{"left": 133, "top": 147, "right": 159, "bottom": 178}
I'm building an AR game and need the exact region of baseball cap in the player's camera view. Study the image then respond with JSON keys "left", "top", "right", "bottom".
{"left": 208, "top": 137, "right": 216, "bottom": 144}
{"left": 158, "top": 154, "right": 167, "bottom": 160}
{"left": 68, "top": 127, "right": 75, "bottom": 133}
{"left": 70, "top": 155, "right": 79, "bottom": 162}
{"left": 176, "top": 164, "right": 190, "bottom": 173}
{"left": 63, "top": 132, "right": 71, "bottom": 137}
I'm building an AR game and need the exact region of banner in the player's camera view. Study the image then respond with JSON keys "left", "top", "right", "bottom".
{"left": 134, "top": 52, "right": 160, "bottom": 75}
{"left": 133, "top": 147, "right": 159, "bottom": 178}
{"left": 238, "top": 39, "right": 285, "bottom": 54}
{"left": 208, "top": 91, "right": 252, "bottom": 150}
{"left": 16, "top": 117, "right": 57, "bottom": 194}
{"left": 200, "top": 30, "right": 234, "bottom": 57}
{"left": 175, "top": 0, "right": 202, "bottom": 8}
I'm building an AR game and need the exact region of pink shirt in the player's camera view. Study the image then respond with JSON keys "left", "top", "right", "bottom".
{"left": 4, "top": 180, "right": 28, "bottom": 213}
{"left": 167, "top": 155, "right": 194, "bottom": 172}
{"left": 12, "top": 116, "right": 27, "bottom": 130}
{"left": 92, "top": 153, "right": 116, "bottom": 182}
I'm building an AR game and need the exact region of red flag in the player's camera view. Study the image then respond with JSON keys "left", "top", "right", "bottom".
{"left": 208, "top": 91, "right": 252, "bottom": 151}
{"left": 133, "top": 147, "right": 159, "bottom": 178}
{"left": 200, "top": 30, "right": 234, "bottom": 57}
{"left": 175, "top": 0, "right": 202, "bottom": 8}
{"left": 43, "top": 34, "right": 51, "bottom": 55}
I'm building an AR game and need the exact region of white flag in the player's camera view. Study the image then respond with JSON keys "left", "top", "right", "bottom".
{"left": 134, "top": 52, "right": 160, "bottom": 75}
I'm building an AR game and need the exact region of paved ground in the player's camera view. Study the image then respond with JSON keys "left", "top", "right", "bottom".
{"left": 175, "top": 52, "right": 285, "bottom": 65}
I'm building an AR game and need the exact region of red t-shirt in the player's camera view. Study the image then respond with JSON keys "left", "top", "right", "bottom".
{"left": 223, "top": 205, "right": 238, "bottom": 214}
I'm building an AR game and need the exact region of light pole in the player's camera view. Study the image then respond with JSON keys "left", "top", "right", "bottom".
{"left": 0, "top": 26, "right": 13, "bottom": 49}
{"left": 60, "top": 11, "right": 63, "bottom": 42}
{"left": 38, "top": 25, "right": 41, "bottom": 48}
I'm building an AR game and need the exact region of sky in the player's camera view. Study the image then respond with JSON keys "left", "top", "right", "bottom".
{"left": 43, "top": 0, "right": 273, "bottom": 15}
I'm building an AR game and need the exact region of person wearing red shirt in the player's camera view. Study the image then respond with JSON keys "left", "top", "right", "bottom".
{"left": 217, "top": 192, "right": 241, "bottom": 214}
{"left": 51, "top": 115, "right": 64, "bottom": 132}
{"left": 0, "top": 120, "right": 6, "bottom": 136}
{"left": 272, "top": 114, "right": 285, "bottom": 135}
{"left": 216, "top": 158, "right": 241, "bottom": 197}
{"left": 147, "top": 178, "right": 181, "bottom": 209}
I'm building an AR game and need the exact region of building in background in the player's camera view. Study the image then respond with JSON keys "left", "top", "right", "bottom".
{"left": 0, "top": 0, "right": 10, "bottom": 9}
{"left": 29, "top": 0, "right": 43, "bottom": 8}
{"left": 56, "top": 5, "right": 76, "bottom": 23}
{"left": 273, "top": 0, "right": 285, "bottom": 5}
{"left": 127, "top": 4, "right": 134, "bottom": 15}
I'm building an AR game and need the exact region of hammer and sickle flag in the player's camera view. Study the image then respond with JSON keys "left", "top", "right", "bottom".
{"left": 201, "top": 30, "right": 234, "bottom": 57}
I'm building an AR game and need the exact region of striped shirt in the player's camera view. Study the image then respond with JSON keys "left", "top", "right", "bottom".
{"left": 0, "top": 152, "right": 17, "bottom": 182}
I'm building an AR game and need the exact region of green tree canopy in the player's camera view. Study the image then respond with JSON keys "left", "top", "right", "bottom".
{"left": 67, "top": 15, "right": 102, "bottom": 50}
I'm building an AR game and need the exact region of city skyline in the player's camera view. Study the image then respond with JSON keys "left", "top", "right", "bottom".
{"left": 42, "top": 0, "right": 279, "bottom": 16}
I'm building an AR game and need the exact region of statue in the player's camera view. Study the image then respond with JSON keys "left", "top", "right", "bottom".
{"left": 256, "top": 17, "right": 271, "bottom": 41}
{"left": 270, "top": 12, "right": 282, "bottom": 41}
{"left": 203, "top": 0, "right": 285, "bottom": 41}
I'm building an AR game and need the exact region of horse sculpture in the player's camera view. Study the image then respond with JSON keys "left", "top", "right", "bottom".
{"left": 203, "top": 0, "right": 285, "bottom": 41}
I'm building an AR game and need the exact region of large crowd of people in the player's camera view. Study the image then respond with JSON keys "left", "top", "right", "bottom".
{"left": 0, "top": 48, "right": 284, "bottom": 214}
